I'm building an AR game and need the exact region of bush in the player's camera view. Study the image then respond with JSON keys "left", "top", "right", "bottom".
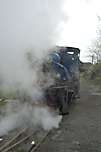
{"left": 83, "top": 62, "right": 101, "bottom": 88}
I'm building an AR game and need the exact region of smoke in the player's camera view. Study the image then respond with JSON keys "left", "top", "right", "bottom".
{"left": 0, "top": 0, "right": 65, "bottom": 135}
{"left": 0, "top": 0, "right": 66, "bottom": 97}
{"left": 0, "top": 101, "right": 62, "bottom": 136}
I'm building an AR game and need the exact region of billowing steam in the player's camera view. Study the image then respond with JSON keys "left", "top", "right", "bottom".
{"left": 0, "top": 0, "right": 66, "bottom": 135}
{"left": 0, "top": 102, "right": 62, "bottom": 136}
{"left": 0, "top": 0, "right": 66, "bottom": 97}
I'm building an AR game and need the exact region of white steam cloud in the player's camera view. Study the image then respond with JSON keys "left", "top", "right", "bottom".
{"left": 0, "top": 0, "right": 66, "bottom": 135}
{"left": 0, "top": 0, "right": 66, "bottom": 94}
{"left": 0, "top": 102, "right": 62, "bottom": 136}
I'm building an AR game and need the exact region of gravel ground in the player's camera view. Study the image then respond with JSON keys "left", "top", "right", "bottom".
{"left": 36, "top": 81, "right": 101, "bottom": 152}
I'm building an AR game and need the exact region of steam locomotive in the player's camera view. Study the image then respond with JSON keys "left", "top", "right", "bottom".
{"left": 41, "top": 46, "right": 80, "bottom": 114}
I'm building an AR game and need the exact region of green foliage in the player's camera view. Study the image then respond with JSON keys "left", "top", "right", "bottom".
{"left": 83, "top": 63, "right": 101, "bottom": 88}
{"left": 0, "top": 100, "right": 6, "bottom": 107}
{"left": 0, "top": 89, "right": 17, "bottom": 99}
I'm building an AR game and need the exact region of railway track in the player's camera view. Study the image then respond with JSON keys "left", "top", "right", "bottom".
{"left": 28, "top": 131, "right": 51, "bottom": 152}
{"left": 0, "top": 128, "right": 51, "bottom": 152}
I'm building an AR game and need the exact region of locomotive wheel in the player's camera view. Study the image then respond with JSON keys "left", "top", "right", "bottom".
{"left": 59, "top": 89, "right": 69, "bottom": 115}
{"left": 68, "top": 92, "right": 74, "bottom": 104}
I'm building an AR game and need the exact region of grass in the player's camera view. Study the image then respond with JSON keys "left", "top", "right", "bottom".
{"left": 0, "top": 100, "right": 6, "bottom": 107}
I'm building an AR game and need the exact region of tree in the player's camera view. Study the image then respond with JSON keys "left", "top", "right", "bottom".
{"left": 89, "top": 16, "right": 101, "bottom": 63}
